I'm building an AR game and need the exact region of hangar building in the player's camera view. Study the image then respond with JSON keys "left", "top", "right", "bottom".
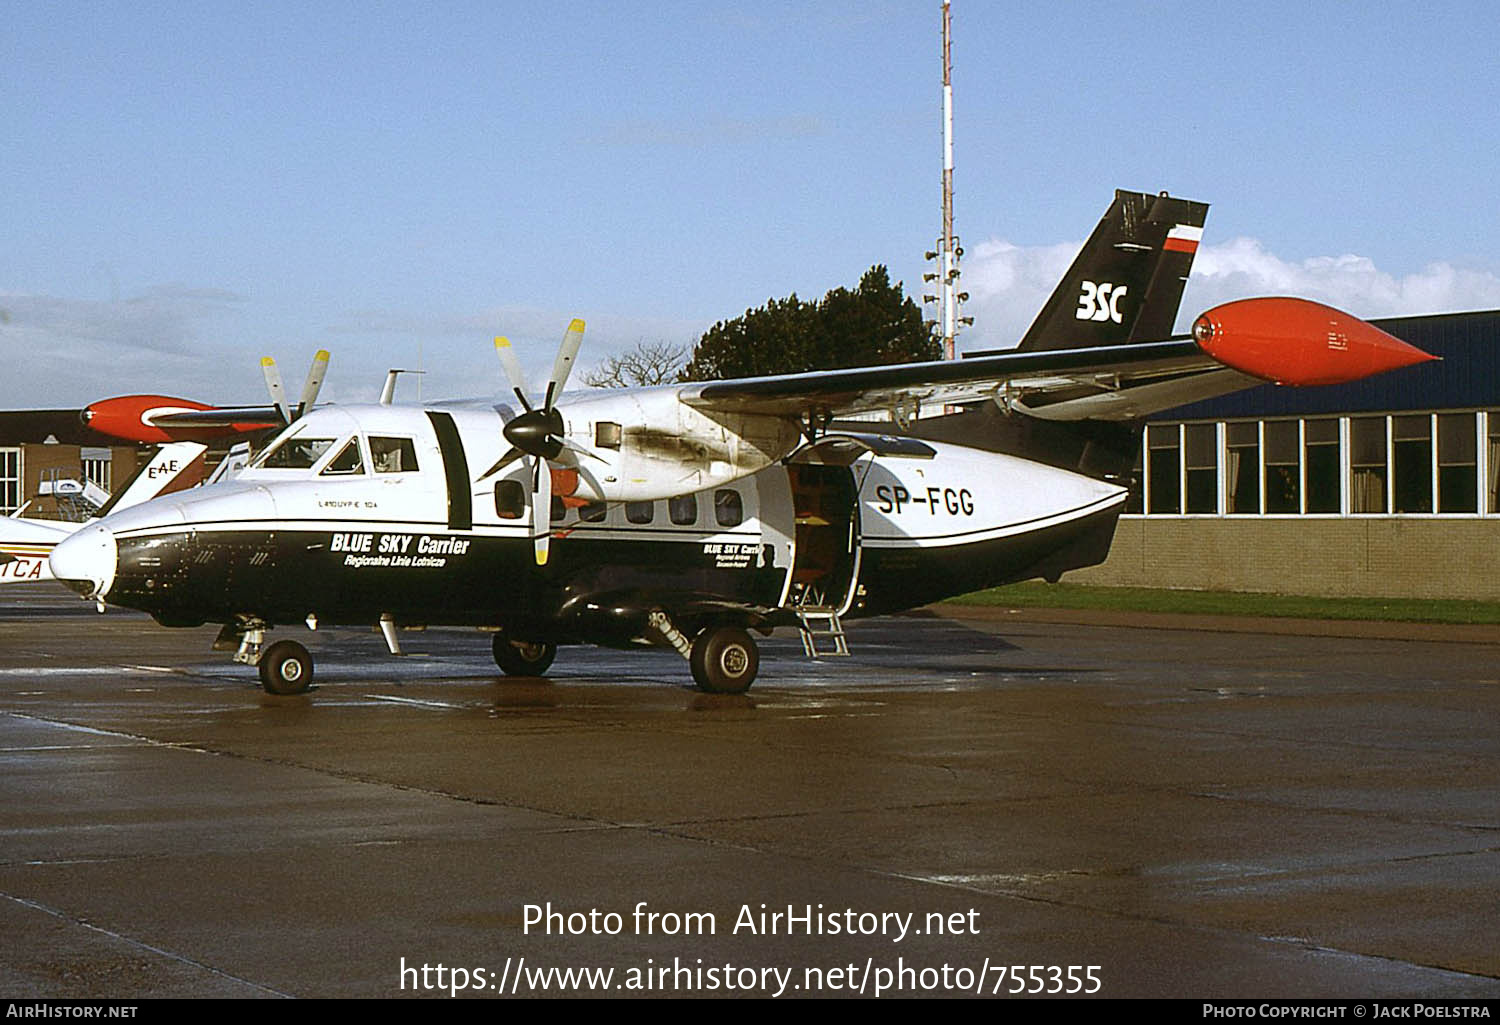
{"left": 1069, "top": 309, "right": 1500, "bottom": 600}
{"left": 0, "top": 410, "right": 142, "bottom": 517}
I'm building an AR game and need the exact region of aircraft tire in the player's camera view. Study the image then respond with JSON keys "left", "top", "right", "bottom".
{"left": 259, "top": 640, "right": 314, "bottom": 695}
{"left": 492, "top": 633, "right": 557, "bottom": 676}
{"left": 690, "top": 626, "right": 758, "bottom": 694}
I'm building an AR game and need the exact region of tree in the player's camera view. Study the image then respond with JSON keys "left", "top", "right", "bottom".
{"left": 583, "top": 340, "right": 689, "bottom": 388}
{"left": 679, "top": 265, "right": 938, "bottom": 381}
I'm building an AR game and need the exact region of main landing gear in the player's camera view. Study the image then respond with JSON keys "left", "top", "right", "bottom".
{"left": 645, "top": 612, "right": 760, "bottom": 694}
{"left": 689, "top": 626, "right": 759, "bottom": 694}
{"left": 259, "top": 639, "right": 314, "bottom": 696}
{"left": 487, "top": 619, "right": 762, "bottom": 693}
{"left": 492, "top": 631, "right": 558, "bottom": 676}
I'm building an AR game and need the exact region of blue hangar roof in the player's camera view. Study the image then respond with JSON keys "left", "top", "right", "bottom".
{"left": 1162, "top": 308, "right": 1500, "bottom": 421}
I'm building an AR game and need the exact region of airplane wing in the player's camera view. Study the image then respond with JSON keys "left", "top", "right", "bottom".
{"left": 679, "top": 298, "right": 1435, "bottom": 423}
{"left": 81, "top": 353, "right": 328, "bottom": 443}
{"left": 144, "top": 406, "right": 285, "bottom": 430}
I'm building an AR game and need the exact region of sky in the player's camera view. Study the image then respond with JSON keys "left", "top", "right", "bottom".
{"left": 4, "top": 1, "right": 1499, "bottom": 408}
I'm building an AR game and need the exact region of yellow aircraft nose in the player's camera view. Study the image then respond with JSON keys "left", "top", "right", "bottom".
{"left": 48, "top": 523, "right": 118, "bottom": 600}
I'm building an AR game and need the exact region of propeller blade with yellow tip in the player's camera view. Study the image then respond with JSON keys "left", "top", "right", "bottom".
{"left": 494, "top": 336, "right": 531, "bottom": 411}
{"left": 532, "top": 455, "right": 552, "bottom": 567}
{"left": 296, "top": 349, "right": 330, "bottom": 418}
{"left": 261, "top": 356, "right": 291, "bottom": 424}
{"left": 544, "top": 318, "right": 586, "bottom": 408}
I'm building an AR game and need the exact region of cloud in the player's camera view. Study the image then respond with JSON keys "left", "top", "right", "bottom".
{"left": 955, "top": 236, "right": 1500, "bottom": 353}
{"left": 0, "top": 286, "right": 246, "bottom": 356}
{"left": 0, "top": 287, "right": 252, "bottom": 408}
{"left": 321, "top": 304, "right": 712, "bottom": 403}
{"left": 953, "top": 239, "right": 1081, "bottom": 351}
{"left": 1183, "top": 238, "right": 1500, "bottom": 321}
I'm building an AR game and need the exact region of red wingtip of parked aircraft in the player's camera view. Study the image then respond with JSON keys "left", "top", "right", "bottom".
{"left": 82, "top": 395, "right": 242, "bottom": 443}
{"left": 1192, "top": 297, "right": 1437, "bottom": 387}
{"left": 84, "top": 395, "right": 213, "bottom": 443}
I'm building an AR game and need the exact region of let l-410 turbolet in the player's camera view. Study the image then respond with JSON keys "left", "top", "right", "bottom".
{"left": 47, "top": 191, "right": 1435, "bottom": 695}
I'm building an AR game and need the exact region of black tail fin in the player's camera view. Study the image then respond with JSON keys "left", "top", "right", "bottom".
{"left": 1016, "top": 189, "right": 1209, "bottom": 352}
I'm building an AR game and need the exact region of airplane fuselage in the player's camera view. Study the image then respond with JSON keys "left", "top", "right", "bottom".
{"left": 0, "top": 517, "right": 70, "bottom": 583}
{"left": 57, "top": 403, "right": 1125, "bottom": 648}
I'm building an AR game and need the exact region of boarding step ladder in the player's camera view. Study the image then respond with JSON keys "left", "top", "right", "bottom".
{"left": 793, "top": 593, "right": 850, "bottom": 659}
{"left": 796, "top": 607, "right": 849, "bottom": 658}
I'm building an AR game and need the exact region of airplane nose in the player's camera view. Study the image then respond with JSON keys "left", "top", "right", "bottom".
{"left": 49, "top": 523, "right": 118, "bottom": 600}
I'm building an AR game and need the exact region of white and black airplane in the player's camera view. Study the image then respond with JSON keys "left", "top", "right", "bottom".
{"left": 46, "top": 191, "right": 1434, "bottom": 695}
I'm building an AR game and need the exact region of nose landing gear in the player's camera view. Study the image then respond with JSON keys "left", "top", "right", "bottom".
{"left": 216, "top": 619, "right": 316, "bottom": 695}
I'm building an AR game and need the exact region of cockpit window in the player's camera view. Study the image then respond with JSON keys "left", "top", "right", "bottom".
{"left": 320, "top": 438, "right": 365, "bottom": 476}
{"left": 370, "top": 437, "right": 419, "bottom": 473}
{"left": 259, "top": 436, "right": 336, "bottom": 469}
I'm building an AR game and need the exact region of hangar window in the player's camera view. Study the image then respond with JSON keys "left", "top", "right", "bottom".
{"left": 1304, "top": 419, "right": 1341, "bottom": 513}
{"left": 625, "top": 501, "right": 654, "bottom": 524}
{"left": 1264, "top": 421, "right": 1300, "bottom": 514}
{"left": 1135, "top": 410, "right": 1487, "bottom": 522}
{"left": 1488, "top": 414, "right": 1500, "bottom": 514}
{"left": 715, "top": 488, "right": 744, "bottom": 527}
{"left": 1146, "top": 425, "right": 1180, "bottom": 514}
{"left": 669, "top": 494, "right": 697, "bottom": 526}
{"left": 1225, "top": 422, "right": 1260, "bottom": 514}
{"left": 0, "top": 448, "right": 19, "bottom": 515}
{"left": 1392, "top": 415, "right": 1433, "bottom": 513}
{"left": 1124, "top": 449, "right": 1143, "bottom": 514}
{"left": 1438, "top": 414, "right": 1478, "bottom": 514}
{"left": 371, "top": 436, "right": 419, "bottom": 473}
{"left": 494, "top": 480, "right": 525, "bottom": 520}
{"left": 82, "top": 449, "right": 112, "bottom": 492}
{"left": 1183, "top": 424, "right": 1217, "bottom": 514}
{"left": 1349, "top": 417, "right": 1388, "bottom": 514}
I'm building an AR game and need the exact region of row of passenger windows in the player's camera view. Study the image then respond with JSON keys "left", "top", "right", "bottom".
{"left": 1131, "top": 412, "right": 1497, "bottom": 516}
{"left": 492, "top": 483, "right": 745, "bottom": 528}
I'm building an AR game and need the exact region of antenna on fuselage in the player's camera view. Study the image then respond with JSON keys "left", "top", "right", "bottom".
{"left": 379, "top": 369, "right": 426, "bottom": 405}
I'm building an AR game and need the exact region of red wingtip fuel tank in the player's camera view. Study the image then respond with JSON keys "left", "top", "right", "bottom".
{"left": 78, "top": 395, "right": 284, "bottom": 443}
{"left": 82, "top": 395, "right": 219, "bottom": 443}
{"left": 1192, "top": 297, "right": 1437, "bottom": 387}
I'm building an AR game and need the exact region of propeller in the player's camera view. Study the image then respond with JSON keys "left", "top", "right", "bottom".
{"left": 482, "top": 319, "right": 586, "bottom": 566}
{"left": 261, "top": 350, "right": 331, "bottom": 423}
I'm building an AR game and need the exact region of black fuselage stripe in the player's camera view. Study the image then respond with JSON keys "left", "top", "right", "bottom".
{"left": 426, "top": 411, "right": 472, "bottom": 531}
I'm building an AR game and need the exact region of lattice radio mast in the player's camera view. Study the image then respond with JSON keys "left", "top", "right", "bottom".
{"left": 923, "top": 1, "right": 971, "bottom": 361}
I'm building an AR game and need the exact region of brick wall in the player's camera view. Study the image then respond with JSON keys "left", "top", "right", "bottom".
{"left": 1069, "top": 517, "right": 1500, "bottom": 600}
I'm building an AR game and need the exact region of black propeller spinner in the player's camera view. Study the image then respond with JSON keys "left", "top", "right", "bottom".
{"left": 480, "top": 319, "right": 586, "bottom": 565}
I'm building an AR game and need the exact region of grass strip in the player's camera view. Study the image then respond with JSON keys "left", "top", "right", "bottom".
{"left": 945, "top": 582, "right": 1500, "bottom": 625}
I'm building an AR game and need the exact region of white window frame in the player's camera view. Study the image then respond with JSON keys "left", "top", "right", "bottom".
{"left": 0, "top": 447, "right": 21, "bottom": 515}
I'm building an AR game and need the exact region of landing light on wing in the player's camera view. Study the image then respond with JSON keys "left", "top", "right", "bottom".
{"left": 1192, "top": 297, "right": 1436, "bottom": 387}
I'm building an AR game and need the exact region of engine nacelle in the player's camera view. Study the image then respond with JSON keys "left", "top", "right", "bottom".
{"left": 554, "top": 388, "right": 800, "bottom": 503}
